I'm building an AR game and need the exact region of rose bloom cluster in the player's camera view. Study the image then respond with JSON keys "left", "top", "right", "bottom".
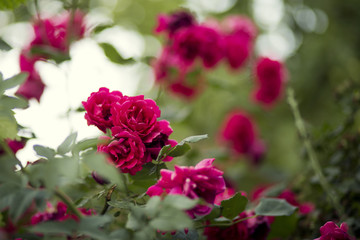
{"left": 17, "top": 11, "right": 86, "bottom": 101}
{"left": 152, "top": 10, "right": 286, "bottom": 106}
{"left": 146, "top": 158, "right": 226, "bottom": 218}
{"left": 83, "top": 88, "right": 176, "bottom": 175}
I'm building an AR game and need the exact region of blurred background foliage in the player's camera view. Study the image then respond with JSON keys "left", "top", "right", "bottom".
{"left": 1, "top": 0, "right": 360, "bottom": 238}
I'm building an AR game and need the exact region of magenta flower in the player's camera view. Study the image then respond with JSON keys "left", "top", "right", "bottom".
{"left": 314, "top": 221, "right": 354, "bottom": 240}
{"left": 171, "top": 25, "right": 224, "bottom": 69}
{"left": 97, "top": 127, "right": 148, "bottom": 175}
{"left": 31, "top": 11, "right": 86, "bottom": 53}
{"left": 5, "top": 139, "right": 26, "bottom": 154}
{"left": 221, "top": 16, "right": 257, "bottom": 70}
{"left": 111, "top": 95, "right": 173, "bottom": 143}
{"left": 253, "top": 57, "right": 287, "bottom": 107}
{"left": 155, "top": 11, "right": 195, "bottom": 37}
{"left": 15, "top": 49, "right": 45, "bottom": 101}
{"left": 82, "top": 87, "right": 124, "bottom": 132}
{"left": 220, "top": 111, "right": 265, "bottom": 164}
{"left": 146, "top": 158, "right": 225, "bottom": 218}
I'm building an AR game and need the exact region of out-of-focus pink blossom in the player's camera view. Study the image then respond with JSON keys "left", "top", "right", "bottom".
{"left": 155, "top": 11, "right": 195, "bottom": 37}
{"left": 82, "top": 87, "right": 124, "bottom": 133}
{"left": 5, "top": 139, "right": 26, "bottom": 154}
{"left": 97, "top": 128, "right": 147, "bottom": 175}
{"left": 146, "top": 158, "right": 225, "bottom": 218}
{"left": 172, "top": 25, "right": 224, "bottom": 69}
{"left": 220, "top": 111, "right": 265, "bottom": 164}
{"left": 221, "top": 16, "right": 257, "bottom": 70}
{"left": 314, "top": 221, "right": 355, "bottom": 240}
{"left": 253, "top": 57, "right": 287, "bottom": 107}
{"left": 31, "top": 201, "right": 95, "bottom": 225}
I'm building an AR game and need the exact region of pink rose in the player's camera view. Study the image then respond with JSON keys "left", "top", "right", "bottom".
{"left": 220, "top": 111, "right": 265, "bottom": 164}
{"left": 171, "top": 25, "right": 224, "bottom": 69}
{"left": 82, "top": 87, "right": 124, "bottom": 132}
{"left": 97, "top": 127, "right": 148, "bottom": 175}
{"left": 314, "top": 221, "right": 354, "bottom": 240}
{"left": 111, "top": 95, "right": 172, "bottom": 143}
{"left": 253, "top": 57, "right": 287, "bottom": 107}
{"left": 146, "top": 158, "right": 225, "bottom": 217}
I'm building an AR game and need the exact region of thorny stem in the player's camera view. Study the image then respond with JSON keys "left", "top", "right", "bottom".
{"left": 101, "top": 184, "right": 117, "bottom": 215}
{"left": 287, "top": 88, "right": 345, "bottom": 218}
{"left": 54, "top": 188, "right": 83, "bottom": 220}
{"left": 197, "top": 215, "right": 257, "bottom": 229}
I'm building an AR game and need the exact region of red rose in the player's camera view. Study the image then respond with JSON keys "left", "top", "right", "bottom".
{"left": 98, "top": 127, "right": 147, "bottom": 175}
{"left": 82, "top": 87, "right": 124, "bottom": 132}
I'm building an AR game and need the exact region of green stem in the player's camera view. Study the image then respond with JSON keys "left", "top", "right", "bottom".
{"left": 121, "top": 174, "right": 129, "bottom": 197}
{"left": 287, "top": 88, "right": 345, "bottom": 218}
{"left": 197, "top": 215, "right": 257, "bottom": 229}
{"left": 54, "top": 188, "right": 83, "bottom": 220}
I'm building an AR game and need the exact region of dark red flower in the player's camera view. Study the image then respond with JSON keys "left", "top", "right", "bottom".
{"left": 97, "top": 128, "right": 147, "bottom": 175}
{"left": 82, "top": 87, "right": 124, "bottom": 132}
{"left": 253, "top": 57, "right": 286, "bottom": 107}
{"left": 111, "top": 95, "right": 173, "bottom": 143}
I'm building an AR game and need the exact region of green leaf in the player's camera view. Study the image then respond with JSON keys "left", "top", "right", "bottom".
{"left": 0, "top": 73, "right": 27, "bottom": 93}
{"left": 30, "top": 46, "right": 70, "bottom": 64}
{"left": 155, "top": 144, "right": 172, "bottom": 162}
{"left": 167, "top": 143, "right": 191, "bottom": 157}
{"left": 57, "top": 132, "right": 77, "bottom": 155}
{"left": 78, "top": 215, "right": 112, "bottom": 240}
{"left": 0, "top": 0, "right": 28, "bottom": 10}
{"left": 163, "top": 195, "right": 198, "bottom": 210}
{"left": 0, "top": 95, "right": 28, "bottom": 109}
{"left": 9, "top": 189, "right": 42, "bottom": 221}
{"left": 0, "top": 38, "right": 12, "bottom": 51}
{"left": 83, "top": 151, "right": 123, "bottom": 188}
{"left": 30, "top": 219, "right": 77, "bottom": 235}
{"left": 107, "top": 200, "right": 133, "bottom": 210}
{"left": 33, "top": 145, "right": 56, "bottom": 159}
{"left": 93, "top": 24, "right": 114, "bottom": 34}
{"left": 0, "top": 112, "right": 18, "bottom": 140}
{"left": 149, "top": 208, "right": 193, "bottom": 231}
{"left": 173, "top": 229, "right": 199, "bottom": 240}
{"left": 109, "top": 229, "right": 131, "bottom": 240}
{"left": 254, "top": 198, "right": 297, "bottom": 216}
{"left": 180, "top": 134, "right": 208, "bottom": 144}
{"left": 220, "top": 193, "right": 248, "bottom": 220}
{"left": 99, "top": 42, "right": 135, "bottom": 65}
